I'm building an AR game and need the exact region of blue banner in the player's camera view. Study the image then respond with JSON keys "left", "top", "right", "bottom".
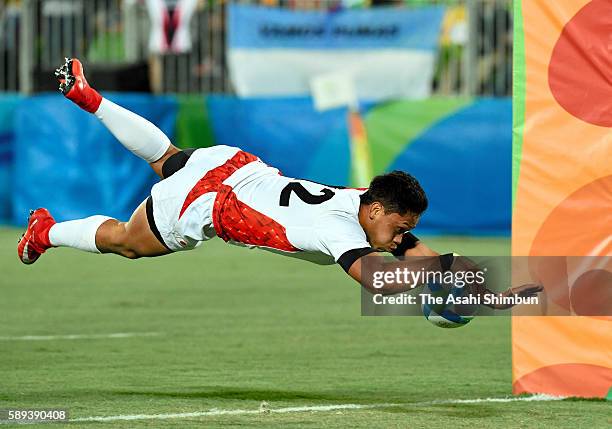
{"left": 12, "top": 94, "right": 177, "bottom": 226}
{"left": 228, "top": 4, "right": 445, "bottom": 50}
{"left": 227, "top": 4, "right": 445, "bottom": 99}
{"left": 207, "top": 95, "right": 351, "bottom": 185}
{"left": 390, "top": 98, "right": 511, "bottom": 236}
{"left": 0, "top": 94, "right": 21, "bottom": 223}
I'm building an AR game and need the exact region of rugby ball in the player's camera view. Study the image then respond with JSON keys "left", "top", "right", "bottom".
{"left": 421, "top": 282, "right": 475, "bottom": 329}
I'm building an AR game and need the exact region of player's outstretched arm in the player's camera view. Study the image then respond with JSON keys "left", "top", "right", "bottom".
{"left": 345, "top": 253, "right": 543, "bottom": 309}
{"left": 346, "top": 253, "right": 401, "bottom": 295}
{"left": 345, "top": 253, "right": 443, "bottom": 296}
{"left": 470, "top": 281, "right": 544, "bottom": 310}
{"left": 447, "top": 256, "right": 543, "bottom": 309}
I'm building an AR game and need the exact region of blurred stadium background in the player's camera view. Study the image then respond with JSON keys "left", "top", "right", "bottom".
{"left": 1, "top": 0, "right": 513, "bottom": 95}
{"left": 0, "top": 0, "right": 513, "bottom": 232}
{"left": 2, "top": 0, "right": 607, "bottom": 427}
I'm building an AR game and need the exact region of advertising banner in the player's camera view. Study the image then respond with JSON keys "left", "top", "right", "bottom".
{"left": 512, "top": 0, "right": 612, "bottom": 398}
{"left": 227, "top": 4, "right": 445, "bottom": 100}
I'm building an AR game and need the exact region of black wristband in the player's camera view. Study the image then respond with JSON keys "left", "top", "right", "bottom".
{"left": 438, "top": 253, "right": 454, "bottom": 272}
{"left": 391, "top": 232, "right": 420, "bottom": 256}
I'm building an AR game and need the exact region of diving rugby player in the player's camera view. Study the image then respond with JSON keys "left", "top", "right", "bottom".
{"left": 18, "top": 59, "right": 541, "bottom": 305}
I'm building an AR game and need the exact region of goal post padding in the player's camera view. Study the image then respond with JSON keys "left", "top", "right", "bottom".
{"left": 512, "top": 0, "right": 612, "bottom": 399}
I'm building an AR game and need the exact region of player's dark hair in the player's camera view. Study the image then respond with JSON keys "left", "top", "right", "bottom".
{"left": 360, "top": 171, "right": 428, "bottom": 215}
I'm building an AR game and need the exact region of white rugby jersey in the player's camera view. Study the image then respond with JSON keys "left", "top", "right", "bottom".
{"left": 151, "top": 145, "right": 373, "bottom": 266}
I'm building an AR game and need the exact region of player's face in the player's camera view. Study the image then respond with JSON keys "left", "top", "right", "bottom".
{"left": 363, "top": 203, "right": 419, "bottom": 252}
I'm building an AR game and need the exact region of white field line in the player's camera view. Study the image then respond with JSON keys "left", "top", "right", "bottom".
{"left": 0, "top": 332, "right": 161, "bottom": 341}
{"left": 72, "top": 394, "right": 564, "bottom": 423}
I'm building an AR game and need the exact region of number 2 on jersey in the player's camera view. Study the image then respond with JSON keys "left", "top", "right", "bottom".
{"left": 279, "top": 182, "right": 335, "bottom": 206}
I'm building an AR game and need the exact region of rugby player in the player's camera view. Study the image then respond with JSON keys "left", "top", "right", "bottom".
{"left": 17, "top": 58, "right": 541, "bottom": 305}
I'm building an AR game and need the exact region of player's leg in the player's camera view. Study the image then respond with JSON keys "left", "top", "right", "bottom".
{"left": 54, "top": 57, "right": 179, "bottom": 178}
{"left": 18, "top": 200, "right": 170, "bottom": 264}
{"left": 90, "top": 199, "right": 170, "bottom": 258}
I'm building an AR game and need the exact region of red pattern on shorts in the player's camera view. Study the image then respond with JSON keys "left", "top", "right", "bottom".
{"left": 179, "top": 150, "right": 299, "bottom": 252}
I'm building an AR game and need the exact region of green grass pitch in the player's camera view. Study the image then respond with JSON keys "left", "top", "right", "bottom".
{"left": 1, "top": 229, "right": 609, "bottom": 428}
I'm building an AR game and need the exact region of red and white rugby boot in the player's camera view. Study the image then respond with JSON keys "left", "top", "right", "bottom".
{"left": 54, "top": 58, "right": 102, "bottom": 113}
{"left": 17, "top": 208, "right": 56, "bottom": 265}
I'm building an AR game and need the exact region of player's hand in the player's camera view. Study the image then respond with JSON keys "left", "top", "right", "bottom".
{"left": 491, "top": 283, "right": 544, "bottom": 310}
{"left": 510, "top": 283, "right": 544, "bottom": 297}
